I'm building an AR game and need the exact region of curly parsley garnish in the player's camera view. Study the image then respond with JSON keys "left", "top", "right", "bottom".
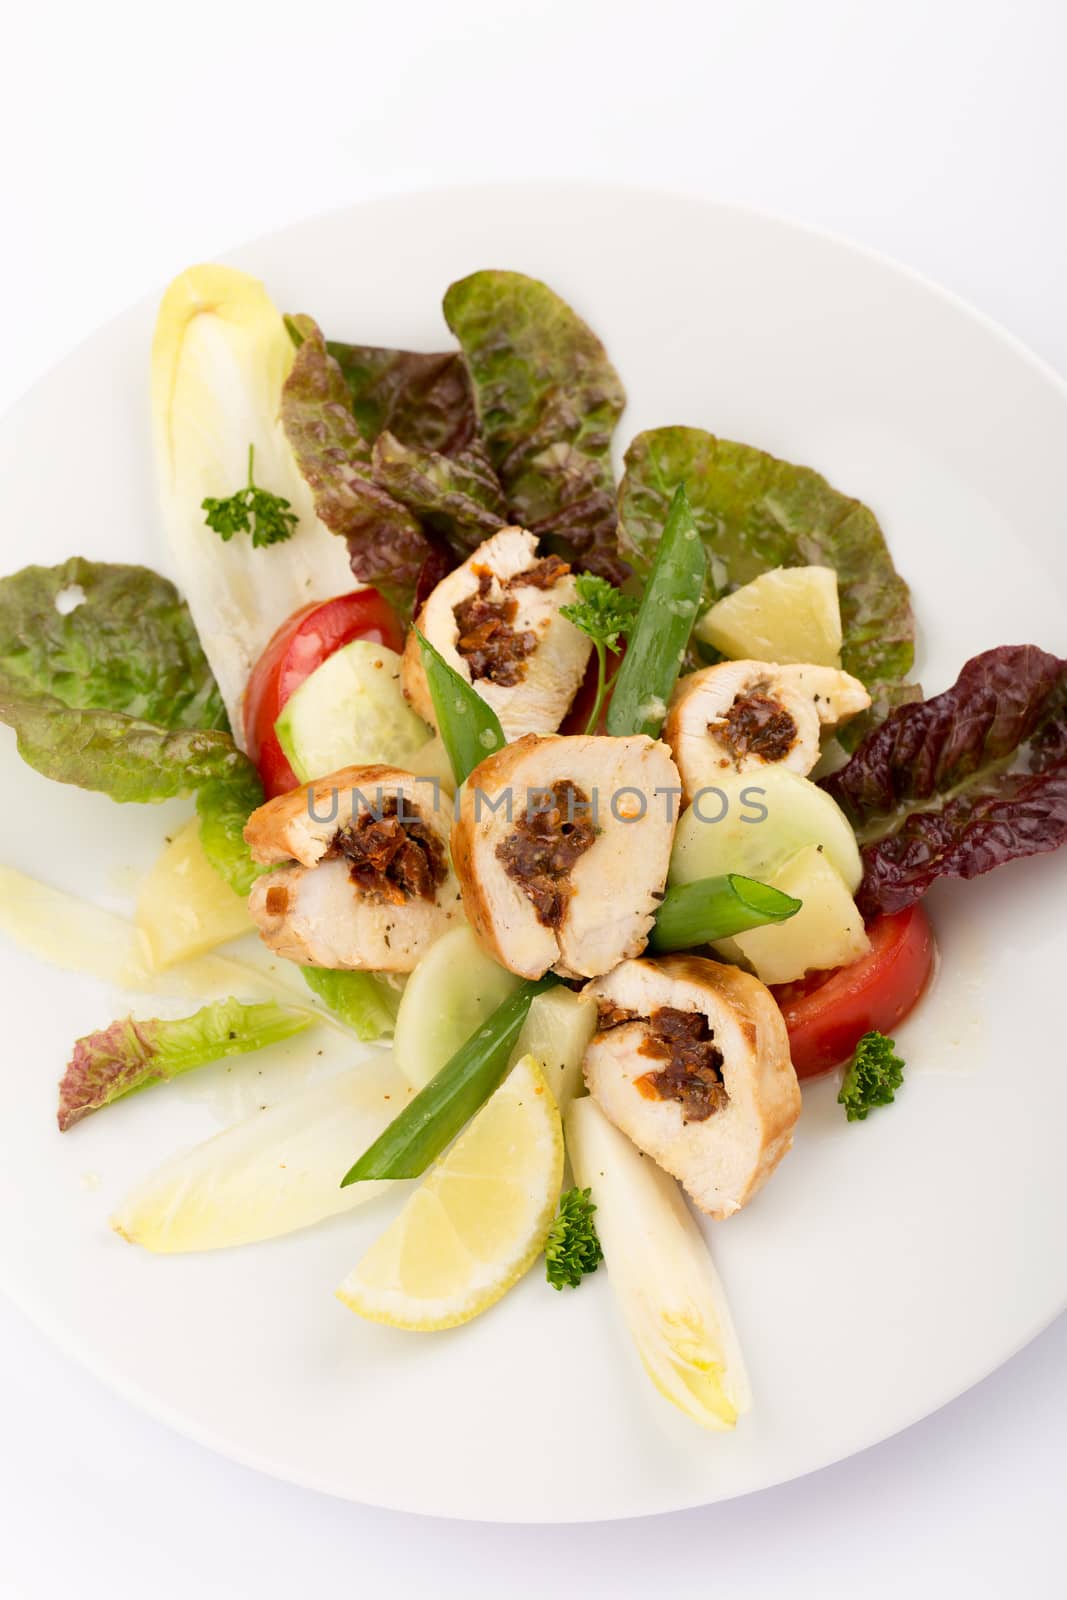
{"left": 202, "top": 445, "right": 299, "bottom": 549}
{"left": 560, "top": 574, "right": 639, "bottom": 734}
{"left": 545, "top": 1185, "right": 604, "bottom": 1290}
{"left": 838, "top": 1031, "right": 905, "bottom": 1121}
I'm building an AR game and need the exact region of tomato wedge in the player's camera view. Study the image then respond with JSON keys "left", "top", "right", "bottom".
{"left": 243, "top": 590, "right": 405, "bottom": 797}
{"left": 772, "top": 904, "right": 935, "bottom": 1080}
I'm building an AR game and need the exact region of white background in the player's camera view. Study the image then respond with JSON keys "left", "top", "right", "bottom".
{"left": 2, "top": 1, "right": 1064, "bottom": 1595}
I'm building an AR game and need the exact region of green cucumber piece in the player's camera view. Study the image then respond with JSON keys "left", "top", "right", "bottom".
{"left": 275, "top": 639, "right": 430, "bottom": 783}
{"left": 393, "top": 927, "right": 522, "bottom": 1090}
{"left": 668, "top": 766, "right": 862, "bottom": 892}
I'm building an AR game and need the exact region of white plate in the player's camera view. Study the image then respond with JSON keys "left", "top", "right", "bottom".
{"left": 1, "top": 184, "right": 1065, "bottom": 1523}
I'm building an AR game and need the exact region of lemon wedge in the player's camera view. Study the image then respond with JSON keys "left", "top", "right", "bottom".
{"left": 337, "top": 1055, "right": 563, "bottom": 1330}
{"left": 696, "top": 565, "right": 842, "bottom": 666}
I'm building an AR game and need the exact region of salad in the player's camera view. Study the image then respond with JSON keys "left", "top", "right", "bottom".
{"left": 1, "top": 262, "right": 1065, "bottom": 1433}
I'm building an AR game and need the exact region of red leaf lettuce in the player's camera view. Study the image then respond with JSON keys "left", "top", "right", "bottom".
{"left": 822, "top": 645, "right": 1067, "bottom": 915}
{"left": 57, "top": 998, "right": 311, "bottom": 1131}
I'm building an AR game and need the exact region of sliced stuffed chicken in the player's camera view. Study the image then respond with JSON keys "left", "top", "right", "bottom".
{"left": 582, "top": 955, "right": 800, "bottom": 1219}
{"left": 401, "top": 525, "right": 592, "bottom": 740}
{"left": 452, "top": 733, "right": 680, "bottom": 981}
{"left": 664, "top": 659, "right": 871, "bottom": 799}
{"left": 244, "top": 764, "right": 462, "bottom": 972}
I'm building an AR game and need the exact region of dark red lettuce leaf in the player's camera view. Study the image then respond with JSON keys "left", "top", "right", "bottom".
{"left": 284, "top": 318, "right": 508, "bottom": 592}
{"left": 371, "top": 430, "right": 508, "bottom": 555}
{"left": 280, "top": 318, "right": 439, "bottom": 614}
{"left": 822, "top": 645, "right": 1067, "bottom": 915}
{"left": 288, "top": 274, "right": 630, "bottom": 585}
{"left": 325, "top": 341, "right": 479, "bottom": 456}
{"left": 285, "top": 318, "right": 479, "bottom": 455}
{"left": 1030, "top": 670, "right": 1067, "bottom": 772}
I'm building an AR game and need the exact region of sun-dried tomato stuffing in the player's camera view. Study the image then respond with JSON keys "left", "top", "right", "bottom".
{"left": 717, "top": 691, "right": 797, "bottom": 764}
{"left": 330, "top": 798, "right": 446, "bottom": 906}
{"left": 453, "top": 570, "right": 537, "bottom": 686}
{"left": 512, "top": 554, "right": 571, "bottom": 591}
{"left": 452, "top": 556, "right": 569, "bottom": 686}
{"left": 635, "top": 1006, "right": 727, "bottom": 1121}
{"left": 496, "top": 780, "right": 597, "bottom": 929}
{"left": 595, "top": 999, "right": 639, "bottom": 1031}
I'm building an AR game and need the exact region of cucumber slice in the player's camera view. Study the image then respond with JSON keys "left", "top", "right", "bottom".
{"left": 714, "top": 845, "right": 868, "bottom": 983}
{"left": 275, "top": 639, "right": 430, "bottom": 783}
{"left": 669, "top": 766, "right": 862, "bottom": 893}
{"left": 394, "top": 927, "right": 523, "bottom": 1090}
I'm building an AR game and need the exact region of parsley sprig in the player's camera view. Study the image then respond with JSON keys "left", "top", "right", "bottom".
{"left": 838, "top": 1031, "right": 905, "bottom": 1121}
{"left": 545, "top": 1185, "right": 604, "bottom": 1290}
{"left": 560, "top": 574, "right": 639, "bottom": 734}
{"left": 202, "top": 445, "right": 299, "bottom": 549}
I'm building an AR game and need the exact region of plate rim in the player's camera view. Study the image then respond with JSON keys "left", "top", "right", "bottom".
{"left": 4, "top": 179, "right": 1065, "bottom": 429}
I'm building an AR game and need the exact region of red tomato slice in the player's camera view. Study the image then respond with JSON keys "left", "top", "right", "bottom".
{"left": 772, "top": 904, "right": 935, "bottom": 1080}
{"left": 243, "top": 589, "right": 405, "bottom": 797}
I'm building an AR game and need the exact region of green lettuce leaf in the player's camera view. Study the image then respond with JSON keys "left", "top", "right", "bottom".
{"left": 0, "top": 697, "right": 248, "bottom": 799}
{"left": 0, "top": 558, "right": 226, "bottom": 730}
{"left": 0, "top": 696, "right": 264, "bottom": 893}
{"left": 0, "top": 558, "right": 264, "bottom": 893}
{"left": 443, "top": 270, "right": 627, "bottom": 580}
{"left": 300, "top": 965, "right": 399, "bottom": 1042}
{"left": 57, "top": 997, "right": 312, "bottom": 1130}
{"left": 281, "top": 317, "right": 441, "bottom": 614}
{"left": 196, "top": 768, "right": 267, "bottom": 897}
{"left": 617, "top": 428, "right": 916, "bottom": 733}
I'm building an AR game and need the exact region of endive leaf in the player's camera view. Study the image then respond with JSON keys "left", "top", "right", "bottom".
{"left": 565, "top": 1096, "right": 750, "bottom": 1430}
{"left": 112, "top": 1058, "right": 412, "bottom": 1252}
{"left": 151, "top": 265, "right": 354, "bottom": 739}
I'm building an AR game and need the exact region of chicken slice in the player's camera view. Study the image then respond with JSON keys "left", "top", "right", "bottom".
{"left": 401, "top": 525, "right": 592, "bottom": 740}
{"left": 452, "top": 734, "right": 680, "bottom": 981}
{"left": 244, "top": 765, "right": 462, "bottom": 973}
{"left": 664, "top": 659, "right": 871, "bottom": 800}
{"left": 582, "top": 955, "right": 801, "bottom": 1219}
{"left": 775, "top": 663, "right": 873, "bottom": 724}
